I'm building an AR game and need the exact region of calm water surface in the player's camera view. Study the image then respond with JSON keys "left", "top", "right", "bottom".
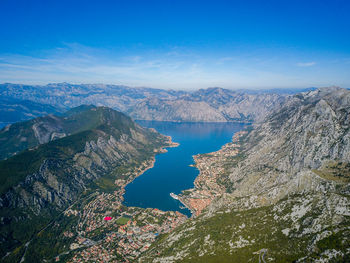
{"left": 123, "top": 121, "right": 247, "bottom": 217}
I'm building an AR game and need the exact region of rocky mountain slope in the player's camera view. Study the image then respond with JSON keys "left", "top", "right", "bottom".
{"left": 129, "top": 88, "right": 287, "bottom": 122}
{"left": 0, "top": 106, "right": 172, "bottom": 261}
{"left": 139, "top": 87, "right": 350, "bottom": 262}
{"left": 1, "top": 83, "right": 291, "bottom": 123}
{"left": 0, "top": 83, "right": 183, "bottom": 112}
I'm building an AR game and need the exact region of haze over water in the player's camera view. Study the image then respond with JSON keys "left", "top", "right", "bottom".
{"left": 123, "top": 121, "right": 247, "bottom": 217}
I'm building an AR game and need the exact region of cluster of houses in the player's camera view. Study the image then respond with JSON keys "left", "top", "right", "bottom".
{"left": 62, "top": 154, "right": 187, "bottom": 262}
{"left": 178, "top": 130, "right": 248, "bottom": 216}
{"left": 68, "top": 205, "right": 186, "bottom": 262}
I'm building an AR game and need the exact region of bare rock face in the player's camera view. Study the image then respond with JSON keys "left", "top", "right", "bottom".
{"left": 31, "top": 115, "right": 66, "bottom": 144}
{"left": 128, "top": 88, "right": 287, "bottom": 122}
{"left": 127, "top": 98, "right": 227, "bottom": 122}
{"left": 1, "top": 83, "right": 290, "bottom": 123}
{"left": 221, "top": 87, "right": 350, "bottom": 207}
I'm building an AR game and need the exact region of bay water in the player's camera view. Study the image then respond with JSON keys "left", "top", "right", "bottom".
{"left": 123, "top": 121, "right": 246, "bottom": 217}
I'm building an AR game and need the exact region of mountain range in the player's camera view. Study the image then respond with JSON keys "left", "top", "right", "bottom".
{"left": 0, "top": 83, "right": 316, "bottom": 123}
{"left": 0, "top": 96, "right": 62, "bottom": 129}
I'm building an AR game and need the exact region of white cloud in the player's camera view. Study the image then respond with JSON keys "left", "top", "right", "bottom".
{"left": 296, "top": 61, "right": 316, "bottom": 67}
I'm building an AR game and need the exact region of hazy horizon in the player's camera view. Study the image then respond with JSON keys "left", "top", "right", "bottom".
{"left": 0, "top": 81, "right": 327, "bottom": 93}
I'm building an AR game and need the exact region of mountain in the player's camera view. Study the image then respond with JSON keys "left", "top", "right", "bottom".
{"left": 125, "top": 87, "right": 287, "bottom": 122}
{"left": 0, "top": 83, "right": 183, "bottom": 112}
{"left": 0, "top": 104, "right": 120, "bottom": 160}
{"left": 0, "top": 97, "right": 63, "bottom": 128}
{"left": 1, "top": 83, "right": 290, "bottom": 123}
{"left": 139, "top": 87, "right": 350, "bottom": 262}
{"left": 0, "top": 106, "right": 172, "bottom": 261}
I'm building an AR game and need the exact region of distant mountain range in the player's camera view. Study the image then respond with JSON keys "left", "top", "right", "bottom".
{"left": 127, "top": 87, "right": 287, "bottom": 122}
{"left": 0, "top": 96, "right": 63, "bottom": 128}
{"left": 0, "top": 83, "right": 317, "bottom": 124}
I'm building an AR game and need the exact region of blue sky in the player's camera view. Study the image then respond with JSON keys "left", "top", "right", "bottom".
{"left": 0, "top": 0, "right": 349, "bottom": 90}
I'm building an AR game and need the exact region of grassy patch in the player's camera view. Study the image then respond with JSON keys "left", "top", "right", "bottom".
{"left": 313, "top": 161, "right": 350, "bottom": 183}
{"left": 116, "top": 216, "right": 130, "bottom": 225}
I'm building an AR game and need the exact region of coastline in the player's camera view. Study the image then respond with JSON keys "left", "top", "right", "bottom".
{"left": 169, "top": 193, "right": 195, "bottom": 217}
{"left": 119, "top": 134, "right": 180, "bottom": 203}
{"left": 176, "top": 130, "right": 248, "bottom": 217}
{"left": 61, "top": 134, "right": 186, "bottom": 262}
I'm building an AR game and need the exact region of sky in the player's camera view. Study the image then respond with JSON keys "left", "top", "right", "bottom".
{"left": 0, "top": 0, "right": 349, "bottom": 90}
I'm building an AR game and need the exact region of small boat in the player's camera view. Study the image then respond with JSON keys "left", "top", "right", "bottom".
{"left": 170, "top": 192, "right": 179, "bottom": 200}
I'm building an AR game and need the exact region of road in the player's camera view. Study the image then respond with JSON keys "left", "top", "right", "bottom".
{"left": 259, "top": 248, "right": 268, "bottom": 263}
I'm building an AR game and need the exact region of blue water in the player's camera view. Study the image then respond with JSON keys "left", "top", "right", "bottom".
{"left": 123, "top": 121, "right": 247, "bottom": 217}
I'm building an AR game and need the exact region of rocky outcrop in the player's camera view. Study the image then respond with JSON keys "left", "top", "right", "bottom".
{"left": 1, "top": 134, "right": 135, "bottom": 213}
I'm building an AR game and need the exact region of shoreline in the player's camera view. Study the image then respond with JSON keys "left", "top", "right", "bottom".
{"left": 176, "top": 130, "right": 248, "bottom": 217}
{"left": 169, "top": 193, "right": 195, "bottom": 218}
{"left": 119, "top": 135, "right": 181, "bottom": 207}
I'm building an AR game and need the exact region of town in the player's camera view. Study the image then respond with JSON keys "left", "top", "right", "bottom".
{"left": 52, "top": 138, "right": 187, "bottom": 262}
{"left": 178, "top": 130, "right": 248, "bottom": 216}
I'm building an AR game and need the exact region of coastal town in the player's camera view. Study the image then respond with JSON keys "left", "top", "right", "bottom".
{"left": 52, "top": 135, "right": 186, "bottom": 262}
{"left": 177, "top": 130, "right": 248, "bottom": 216}
{"left": 65, "top": 199, "right": 186, "bottom": 262}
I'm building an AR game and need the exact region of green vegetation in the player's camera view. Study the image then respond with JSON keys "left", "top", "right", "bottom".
{"left": 116, "top": 216, "right": 131, "bottom": 225}
{"left": 0, "top": 105, "right": 138, "bottom": 161}
{"left": 0, "top": 105, "right": 168, "bottom": 262}
{"left": 313, "top": 161, "right": 350, "bottom": 183}
{"left": 144, "top": 205, "right": 303, "bottom": 262}
{"left": 142, "top": 192, "right": 350, "bottom": 262}
{"left": 0, "top": 129, "right": 97, "bottom": 195}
